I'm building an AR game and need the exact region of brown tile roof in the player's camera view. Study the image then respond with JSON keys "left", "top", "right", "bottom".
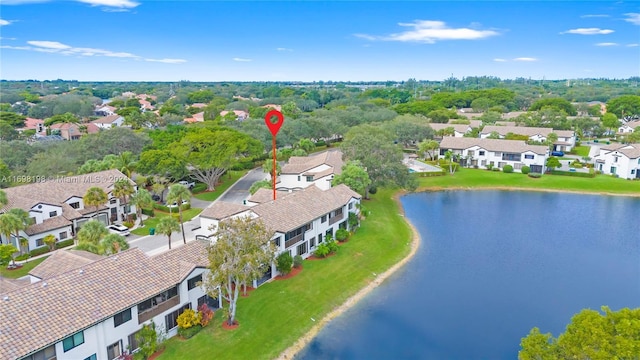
{"left": 251, "top": 184, "right": 360, "bottom": 233}
{"left": 439, "top": 137, "right": 548, "bottom": 155}
{"left": 247, "top": 188, "right": 293, "bottom": 204}
{"left": 281, "top": 150, "right": 343, "bottom": 176}
{"left": 200, "top": 202, "right": 250, "bottom": 220}
{"left": 0, "top": 241, "right": 210, "bottom": 359}
{"left": 29, "top": 250, "right": 103, "bottom": 280}
{"left": 24, "top": 216, "right": 71, "bottom": 236}
{"left": 0, "top": 277, "right": 30, "bottom": 296}
{"left": 598, "top": 143, "right": 640, "bottom": 159}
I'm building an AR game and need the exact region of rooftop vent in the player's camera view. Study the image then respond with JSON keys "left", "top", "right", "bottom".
{"left": 3, "top": 296, "right": 8, "bottom": 301}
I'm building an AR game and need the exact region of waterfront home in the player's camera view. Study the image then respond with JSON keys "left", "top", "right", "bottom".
{"left": 592, "top": 143, "right": 640, "bottom": 179}
{"left": 91, "top": 115, "right": 125, "bottom": 129}
{"left": 439, "top": 137, "right": 548, "bottom": 173}
{"left": 199, "top": 184, "right": 361, "bottom": 283}
{"left": 278, "top": 150, "right": 344, "bottom": 191}
{"left": 0, "top": 241, "right": 216, "bottom": 360}
{"left": 479, "top": 125, "right": 576, "bottom": 152}
{"left": 0, "top": 170, "right": 136, "bottom": 252}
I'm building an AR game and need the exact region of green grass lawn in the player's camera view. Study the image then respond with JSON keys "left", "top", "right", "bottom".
{"left": 0, "top": 256, "right": 48, "bottom": 279}
{"left": 131, "top": 208, "right": 203, "bottom": 236}
{"left": 158, "top": 188, "right": 412, "bottom": 360}
{"left": 416, "top": 168, "right": 640, "bottom": 195}
{"left": 570, "top": 145, "right": 591, "bottom": 157}
{"left": 193, "top": 170, "right": 248, "bottom": 201}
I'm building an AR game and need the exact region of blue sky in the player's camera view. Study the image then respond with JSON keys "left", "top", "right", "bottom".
{"left": 0, "top": 1, "right": 639, "bottom": 81}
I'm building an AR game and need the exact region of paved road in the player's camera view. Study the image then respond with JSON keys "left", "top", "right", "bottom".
{"left": 127, "top": 168, "right": 266, "bottom": 255}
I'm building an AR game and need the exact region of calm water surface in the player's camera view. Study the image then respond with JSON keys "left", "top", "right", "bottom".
{"left": 298, "top": 191, "right": 640, "bottom": 360}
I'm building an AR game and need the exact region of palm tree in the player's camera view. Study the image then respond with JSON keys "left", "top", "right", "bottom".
{"left": 19, "top": 237, "right": 28, "bottom": 255}
{"left": 83, "top": 187, "right": 108, "bottom": 220}
{"left": 77, "top": 220, "right": 109, "bottom": 251}
{"left": 7, "top": 208, "right": 31, "bottom": 249}
{"left": 0, "top": 213, "right": 18, "bottom": 245}
{"left": 156, "top": 216, "right": 180, "bottom": 250}
{"left": 43, "top": 234, "right": 57, "bottom": 251}
{"left": 166, "top": 184, "right": 191, "bottom": 244}
{"left": 113, "top": 179, "right": 135, "bottom": 221}
{"left": 130, "top": 188, "right": 153, "bottom": 227}
{"left": 114, "top": 151, "right": 136, "bottom": 178}
{"left": 99, "top": 233, "right": 130, "bottom": 255}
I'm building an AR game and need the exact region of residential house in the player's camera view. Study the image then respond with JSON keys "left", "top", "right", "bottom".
{"left": 219, "top": 110, "right": 249, "bottom": 121}
{"left": 139, "top": 100, "right": 155, "bottom": 112}
{"left": 0, "top": 241, "right": 217, "bottom": 360}
{"left": 0, "top": 170, "right": 136, "bottom": 252}
{"left": 480, "top": 125, "right": 576, "bottom": 152}
{"left": 91, "top": 115, "right": 125, "bottom": 129}
{"left": 245, "top": 188, "right": 292, "bottom": 206}
{"left": 618, "top": 120, "right": 640, "bottom": 134}
{"left": 94, "top": 105, "right": 117, "bottom": 117}
{"left": 429, "top": 123, "right": 474, "bottom": 137}
{"left": 184, "top": 112, "right": 204, "bottom": 123}
{"left": 439, "top": 137, "right": 548, "bottom": 173}
{"left": 17, "top": 117, "right": 46, "bottom": 137}
{"left": 592, "top": 143, "right": 640, "bottom": 179}
{"left": 278, "top": 150, "right": 344, "bottom": 191}
{"left": 262, "top": 104, "right": 282, "bottom": 112}
{"left": 49, "top": 122, "right": 99, "bottom": 140}
{"left": 199, "top": 184, "right": 361, "bottom": 283}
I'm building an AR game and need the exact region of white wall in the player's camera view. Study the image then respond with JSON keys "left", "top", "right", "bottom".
{"left": 439, "top": 146, "right": 546, "bottom": 173}
{"left": 594, "top": 150, "right": 640, "bottom": 179}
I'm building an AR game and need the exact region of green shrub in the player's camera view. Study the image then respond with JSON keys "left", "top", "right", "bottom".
{"left": 315, "top": 140, "right": 326, "bottom": 147}
{"left": 314, "top": 243, "right": 330, "bottom": 258}
{"left": 123, "top": 221, "right": 134, "bottom": 228}
{"left": 348, "top": 212, "right": 359, "bottom": 229}
{"left": 153, "top": 203, "right": 190, "bottom": 213}
{"left": 293, "top": 255, "right": 303, "bottom": 269}
{"left": 276, "top": 252, "right": 293, "bottom": 275}
{"left": 30, "top": 246, "right": 50, "bottom": 257}
{"left": 192, "top": 183, "right": 207, "bottom": 194}
{"left": 502, "top": 165, "right": 514, "bottom": 173}
{"left": 492, "top": 167, "right": 501, "bottom": 171}
{"left": 335, "top": 229, "right": 349, "bottom": 242}
{"left": 521, "top": 166, "right": 530, "bottom": 174}
{"left": 368, "top": 185, "right": 377, "bottom": 195}
{"left": 486, "top": 163, "right": 494, "bottom": 171}
{"left": 55, "top": 239, "right": 74, "bottom": 249}
{"left": 141, "top": 208, "right": 155, "bottom": 217}
{"left": 327, "top": 239, "right": 339, "bottom": 254}
{"left": 528, "top": 173, "right": 542, "bottom": 178}
{"left": 549, "top": 170, "right": 595, "bottom": 178}
{"left": 177, "top": 324, "right": 202, "bottom": 339}
{"left": 15, "top": 254, "right": 30, "bottom": 261}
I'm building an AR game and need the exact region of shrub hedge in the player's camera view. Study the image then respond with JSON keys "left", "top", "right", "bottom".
{"left": 549, "top": 170, "right": 596, "bottom": 178}
{"left": 503, "top": 165, "right": 514, "bottom": 173}
{"left": 521, "top": 166, "right": 531, "bottom": 174}
{"left": 56, "top": 239, "right": 74, "bottom": 249}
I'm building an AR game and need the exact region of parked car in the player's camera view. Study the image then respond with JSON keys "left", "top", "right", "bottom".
{"left": 178, "top": 180, "right": 195, "bottom": 189}
{"left": 151, "top": 194, "right": 161, "bottom": 202}
{"left": 551, "top": 151, "right": 565, "bottom": 157}
{"left": 167, "top": 199, "right": 189, "bottom": 208}
{"left": 107, "top": 224, "right": 130, "bottom": 236}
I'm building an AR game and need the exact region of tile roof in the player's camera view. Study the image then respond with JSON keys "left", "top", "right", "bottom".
{"left": 281, "top": 150, "right": 343, "bottom": 176}
{"left": 0, "top": 240, "right": 210, "bottom": 360}
{"left": 200, "top": 202, "right": 251, "bottom": 220}
{"left": 0, "top": 277, "right": 30, "bottom": 297}
{"left": 247, "top": 188, "right": 293, "bottom": 204}
{"left": 598, "top": 143, "right": 640, "bottom": 159}
{"left": 480, "top": 125, "right": 554, "bottom": 137}
{"left": 440, "top": 137, "right": 549, "bottom": 155}
{"left": 92, "top": 115, "right": 122, "bottom": 124}
{"left": 29, "top": 250, "right": 103, "bottom": 280}
{"left": 250, "top": 184, "right": 361, "bottom": 233}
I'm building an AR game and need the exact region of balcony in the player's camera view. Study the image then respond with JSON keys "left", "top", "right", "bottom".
{"left": 138, "top": 295, "right": 180, "bottom": 323}
{"left": 285, "top": 234, "right": 304, "bottom": 248}
{"left": 329, "top": 213, "right": 344, "bottom": 225}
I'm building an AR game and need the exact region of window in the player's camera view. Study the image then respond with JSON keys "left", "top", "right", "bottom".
{"left": 481, "top": 160, "right": 487, "bottom": 166}
{"left": 297, "top": 241, "right": 308, "bottom": 255}
{"left": 309, "top": 236, "right": 316, "bottom": 248}
{"left": 348, "top": 202, "right": 353, "bottom": 210}
{"left": 468, "top": 150, "right": 475, "bottom": 156}
{"left": 69, "top": 202, "right": 80, "bottom": 209}
{"left": 297, "top": 176, "right": 301, "bottom": 181}
{"left": 318, "top": 233, "right": 323, "bottom": 243}
{"left": 321, "top": 215, "right": 327, "bottom": 223}
{"left": 305, "top": 176, "right": 313, "bottom": 182}
{"left": 273, "top": 237, "right": 281, "bottom": 247}
{"left": 524, "top": 154, "right": 534, "bottom": 160}
{"left": 188, "top": 274, "right": 203, "bottom": 290}
{"left": 107, "top": 340, "right": 122, "bottom": 360}
{"left": 59, "top": 231, "right": 68, "bottom": 240}
{"left": 128, "top": 331, "right": 141, "bottom": 352}
{"left": 514, "top": 163, "right": 523, "bottom": 170}
{"left": 479, "top": 150, "right": 485, "bottom": 156}
{"left": 84, "top": 355, "right": 97, "bottom": 360}
{"left": 21, "top": 345, "right": 56, "bottom": 360}
{"left": 632, "top": 170, "right": 636, "bottom": 174}
{"left": 165, "top": 304, "right": 191, "bottom": 330}
{"left": 36, "top": 238, "right": 44, "bottom": 247}
{"left": 113, "top": 308, "right": 132, "bottom": 327}
{"left": 30, "top": 216, "right": 36, "bottom": 225}
{"left": 49, "top": 211, "right": 57, "bottom": 217}
{"left": 326, "top": 228, "right": 333, "bottom": 238}
{"left": 614, "top": 156, "right": 618, "bottom": 163}
{"left": 63, "top": 331, "right": 84, "bottom": 352}
{"left": 494, "top": 152, "right": 501, "bottom": 157}
{"left": 611, "top": 167, "right": 617, "bottom": 174}
{"left": 110, "top": 198, "right": 117, "bottom": 205}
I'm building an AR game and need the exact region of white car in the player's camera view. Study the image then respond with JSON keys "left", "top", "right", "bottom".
{"left": 178, "top": 180, "right": 195, "bottom": 189}
{"left": 107, "top": 224, "right": 130, "bottom": 236}
{"left": 167, "top": 199, "right": 189, "bottom": 208}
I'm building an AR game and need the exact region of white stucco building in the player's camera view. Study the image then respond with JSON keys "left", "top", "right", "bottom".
{"left": 278, "top": 150, "right": 344, "bottom": 191}
{"left": 592, "top": 143, "right": 640, "bottom": 179}
{"left": 439, "top": 137, "right": 549, "bottom": 173}
{"left": 480, "top": 125, "right": 576, "bottom": 152}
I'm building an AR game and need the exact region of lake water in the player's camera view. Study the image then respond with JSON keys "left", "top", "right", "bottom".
{"left": 297, "top": 190, "right": 640, "bottom": 359}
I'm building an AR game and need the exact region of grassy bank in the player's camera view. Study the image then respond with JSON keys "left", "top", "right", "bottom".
{"left": 417, "top": 168, "right": 640, "bottom": 195}
{"left": 131, "top": 208, "right": 203, "bottom": 236}
{"left": 0, "top": 256, "right": 48, "bottom": 279}
{"left": 158, "top": 188, "right": 412, "bottom": 360}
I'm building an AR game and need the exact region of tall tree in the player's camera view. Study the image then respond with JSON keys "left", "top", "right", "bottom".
{"left": 156, "top": 216, "right": 180, "bottom": 250}
{"left": 112, "top": 179, "right": 135, "bottom": 221}
{"left": 6, "top": 208, "right": 31, "bottom": 252}
{"left": 203, "top": 217, "right": 276, "bottom": 326}
{"left": 99, "top": 233, "right": 130, "bottom": 255}
{"left": 130, "top": 188, "right": 153, "bottom": 227}
{"left": 418, "top": 140, "right": 440, "bottom": 160}
{"left": 114, "top": 151, "right": 137, "bottom": 178}
{"left": 601, "top": 113, "right": 620, "bottom": 135}
{"left": 172, "top": 127, "right": 263, "bottom": 191}
{"left": 606, "top": 95, "right": 640, "bottom": 119}
{"left": 0, "top": 213, "right": 19, "bottom": 245}
{"left": 83, "top": 187, "right": 108, "bottom": 220}
{"left": 340, "top": 124, "right": 417, "bottom": 198}
{"left": 332, "top": 161, "right": 371, "bottom": 196}
{"left": 76, "top": 220, "right": 109, "bottom": 253}
{"left": 166, "top": 184, "right": 191, "bottom": 245}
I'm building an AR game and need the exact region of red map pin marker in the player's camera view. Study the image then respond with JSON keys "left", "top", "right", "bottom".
{"left": 265, "top": 110, "right": 284, "bottom": 136}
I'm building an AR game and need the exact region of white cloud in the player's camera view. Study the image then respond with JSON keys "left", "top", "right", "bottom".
{"left": 513, "top": 57, "right": 538, "bottom": 62}
{"left": 233, "top": 57, "right": 252, "bottom": 62}
{"left": 76, "top": 0, "right": 139, "bottom": 8}
{"left": 4, "top": 40, "right": 185, "bottom": 64}
{"left": 595, "top": 42, "right": 619, "bottom": 46}
{"left": 355, "top": 20, "right": 500, "bottom": 43}
{"left": 276, "top": 47, "right": 293, "bottom": 52}
{"left": 493, "top": 58, "right": 507, "bottom": 62}
{"left": 624, "top": 13, "right": 640, "bottom": 25}
{"left": 626, "top": 43, "right": 639, "bottom": 47}
{"left": 561, "top": 28, "right": 614, "bottom": 35}
{"left": 580, "top": 14, "right": 609, "bottom": 18}
{"left": 0, "top": 19, "right": 12, "bottom": 26}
